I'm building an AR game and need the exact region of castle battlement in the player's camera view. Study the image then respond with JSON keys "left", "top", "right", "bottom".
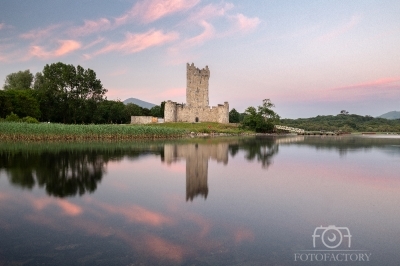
{"left": 165, "top": 63, "right": 229, "bottom": 123}
{"left": 187, "top": 63, "right": 210, "bottom": 77}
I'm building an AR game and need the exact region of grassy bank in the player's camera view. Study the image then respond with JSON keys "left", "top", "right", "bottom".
{"left": 280, "top": 114, "right": 400, "bottom": 132}
{"left": 146, "top": 122, "right": 249, "bottom": 134}
{"left": 0, "top": 122, "right": 186, "bottom": 141}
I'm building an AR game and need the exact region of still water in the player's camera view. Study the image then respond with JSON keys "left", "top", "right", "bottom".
{"left": 0, "top": 135, "right": 399, "bottom": 265}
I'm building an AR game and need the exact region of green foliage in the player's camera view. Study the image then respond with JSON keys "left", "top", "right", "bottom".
{"left": 147, "top": 122, "right": 248, "bottom": 134}
{"left": 36, "top": 62, "right": 107, "bottom": 123}
{"left": 0, "top": 123, "right": 185, "bottom": 141}
{"left": 6, "top": 112, "right": 20, "bottom": 122}
{"left": 0, "top": 89, "right": 41, "bottom": 119}
{"left": 22, "top": 116, "right": 39, "bottom": 123}
{"left": 2, "top": 64, "right": 164, "bottom": 125}
{"left": 3, "top": 70, "right": 34, "bottom": 90}
{"left": 125, "top": 103, "right": 143, "bottom": 117}
{"left": 150, "top": 105, "right": 162, "bottom": 118}
{"left": 240, "top": 99, "right": 279, "bottom": 133}
{"left": 229, "top": 108, "right": 240, "bottom": 123}
{"left": 258, "top": 99, "right": 280, "bottom": 122}
{"left": 93, "top": 100, "right": 128, "bottom": 124}
{"left": 160, "top": 101, "right": 166, "bottom": 118}
{"left": 280, "top": 114, "right": 400, "bottom": 132}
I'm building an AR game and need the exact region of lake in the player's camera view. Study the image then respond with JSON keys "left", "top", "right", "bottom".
{"left": 0, "top": 135, "right": 399, "bottom": 265}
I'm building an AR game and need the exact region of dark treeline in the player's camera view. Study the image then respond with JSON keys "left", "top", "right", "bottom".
{"left": 0, "top": 63, "right": 164, "bottom": 124}
{"left": 280, "top": 114, "right": 400, "bottom": 132}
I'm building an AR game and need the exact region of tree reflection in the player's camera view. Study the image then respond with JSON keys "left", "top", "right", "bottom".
{"left": 0, "top": 144, "right": 164, "bottom": 198}
{"left": 163, "top": 138, "right": 280, "bottom": 201}
{"left": 229, "top": 137, "right": 279, "bottom": 169}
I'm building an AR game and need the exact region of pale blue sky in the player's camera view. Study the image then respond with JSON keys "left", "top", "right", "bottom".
{"left": 1, "top": 0, "right": 399, "bottom": 118}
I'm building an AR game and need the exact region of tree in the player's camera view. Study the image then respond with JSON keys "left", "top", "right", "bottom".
{"left": 36, "top": 62, "right": 107, "bottom": 123}
{"left": 160, "top": 101, "right": 166, "bottom": 118}
{"left": 229, "top": 108, "right": 240, "bottom": 123}
{"left": 0, "top": 89, "right": 41, "bottom": 119}
{"left": 241, "top": 99, "right": 280, "bottom": 133}
{"left": 125, "top": 103, "right": 143, "bottom": 117}
{"left": 3, "top": 70, "right": 34, "bottom": 90}
{"left": 258, "top": 99, "right": 280, "bottom": 122}
{"left": 93, "top": 100, "right": 127, "bottom": 124}
{"left": 340, "top": 110, "right": 349, "bottom": 115}
{"left": 33, "top": 72, "right": 44, "bottom": 90}
{"left": 150, "top": 105, "right": 162, "bottom": 117}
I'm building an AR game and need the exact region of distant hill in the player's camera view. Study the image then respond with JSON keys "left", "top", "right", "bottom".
{"left": 377, "top": 111, "right": 400, "bottom": 120}
{"left": 123, "top": 98, "right": 156, "bottom": 109}
{"left": 280, "top": 114, "right": 400, "bottom": 132}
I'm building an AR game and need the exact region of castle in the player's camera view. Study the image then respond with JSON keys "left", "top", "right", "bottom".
{"left": 164, "top": 63, "right": 229, "bottom": 123}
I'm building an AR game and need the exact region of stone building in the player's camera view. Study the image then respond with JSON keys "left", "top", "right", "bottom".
{"left": 164, "top": 63, "right": 229, "bottom": 123}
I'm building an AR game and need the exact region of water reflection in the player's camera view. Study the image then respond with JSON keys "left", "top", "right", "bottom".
{"left": 0, "top": 142, "right": 164, "bottom": 197}
{"left": 163, "top": 142, "right": 228, "bottom": 201}
{"left": 1, "top": 135, "right": 399, "bottom": 199}
{"left": 0, "top": 136, "right": 399, "bottom": 265}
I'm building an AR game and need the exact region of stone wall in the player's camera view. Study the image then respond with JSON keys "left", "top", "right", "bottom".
{"left": 164, "top": 63, "right": 229, "bottom": 123}
{"left": 131, "top": 116, "right": 157, "bottom": 124}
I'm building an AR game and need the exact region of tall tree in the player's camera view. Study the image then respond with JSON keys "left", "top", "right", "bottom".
{"left": 37, "top": 62, "right": 107, "bottom": 123}
{"left": 3, "top": 70, "right": 34, "bottom": 90}
{"left": 229, "top": 108, "right": 240, "bottom": 123}
{"left": 0, "top": 89, "right": 40, "bottom": 119}
{"left": 241, "top": 99, "right": 280, "bottom": 133}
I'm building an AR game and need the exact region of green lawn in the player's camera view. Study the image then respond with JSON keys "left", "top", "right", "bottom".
{"left": 146, "top": 122, "right": 250, "bottom": 134}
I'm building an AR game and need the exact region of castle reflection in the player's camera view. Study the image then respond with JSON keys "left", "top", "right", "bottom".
{"left": 163, "top": 142, "right": 229, "bottom": 201}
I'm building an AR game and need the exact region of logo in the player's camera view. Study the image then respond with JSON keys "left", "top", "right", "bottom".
{"left": 294, "top": 225, "right": 371, "bottom": 263}
{"left": 312, "top": 225, "right": 351, "bottom": 249}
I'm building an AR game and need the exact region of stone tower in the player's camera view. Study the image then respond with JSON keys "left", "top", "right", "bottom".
{"left": 164, "top": 63, "right": 229, "bottom": 123}
{"left": 186, "top": 63, "right": 209, "bottom": 108}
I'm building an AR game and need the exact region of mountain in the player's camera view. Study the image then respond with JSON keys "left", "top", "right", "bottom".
{"left": 123, "top": 98, "right": 157, "bottom": 109}
{"left": 377, "top": 111, "right": 400, "bottom": 120}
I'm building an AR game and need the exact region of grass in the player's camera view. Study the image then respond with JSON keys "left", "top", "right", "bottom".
{"left": 0, "top": 122, "right": 186, "bottom": 141}
{"left": 146, "top": 122, "right": 250, "bottom": 134}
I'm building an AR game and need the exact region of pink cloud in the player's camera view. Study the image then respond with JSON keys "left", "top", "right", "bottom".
{"left": 182, "top": 20, "right": 215, "bottom": 47}
{"left": 143, "top": 235, "right": 185, "bottom": 262}
{"left": 57, "top": 200, "right": 83, "bottom": 216}
{"left": 30, "top": 40, "right": 81, "bottom": 59}
{"left": 20, "top": 24, "right": 61, "bottom": 40}
{"left": 0, "top": 23, "right": 13, "bottom": 31}
{"left": 31, "top": 197, "right": 83, "bottom": 216}
{"left": 318, "top": 15, "right": 361, "bottom": 42}
{"left": 69, "top": 18, "right": 112, "bottom": 36}
{"left": 331, "top": 77, "right": 400, "bottom": 91}
{"left": 99, "top": 203, "right": 173, "bottom": 227}
{"left": 271, "top": 76, "right": 400, "bottom": 104}
{"left": 82, "top": 37, "right": 105, "bottom": 50}
{"left": 116, "top": 0, "right": 200, "bottom": 25}
{"left": 92, "top": 30, "right": 178, "bottom": 56}
{"left": 109, "top": 68, "right": 128, "bottom": 77}
{"left": 167, "top": 20, "right": 214, "bottom": 61}
{"left": 233, "top": 227, "right": 255, "bottom": 244}
{"left": 233, "top": 13, "right": 261, "bottom": 32}
{"left": 188, "top": 2, "right": 234, "bottom": 22}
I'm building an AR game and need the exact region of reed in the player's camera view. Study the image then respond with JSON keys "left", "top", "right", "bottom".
{"left": 0, "top": 122, "right": 186, "bottom": 141}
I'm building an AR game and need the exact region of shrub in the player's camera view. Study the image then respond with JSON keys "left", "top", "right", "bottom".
{"left": 22, "top": 116, "right": 39, "bottom": 123}
{"left": 6, "top": 112, "right": 20, "bottom": 122}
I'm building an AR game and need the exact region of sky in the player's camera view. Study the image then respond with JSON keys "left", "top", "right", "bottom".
{"left": 0, "top": 0, "right": 399, "bottom": 118}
